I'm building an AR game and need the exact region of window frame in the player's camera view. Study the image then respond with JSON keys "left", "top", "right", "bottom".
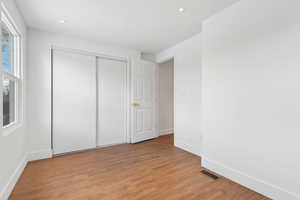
{"left": 1, "top": 4, "right": 22, "bottom": 134}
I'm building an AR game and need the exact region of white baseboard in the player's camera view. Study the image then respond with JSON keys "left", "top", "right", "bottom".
{"left": 202, "top": 158, "right": 300, "bottom": 200}
{"left": 174, "top": 139, "right": 201, "bottom": 157}
{"left": 28, "top": 149, "right": 52, "bottom": 162}
{"left": 97, "top": 143, "right": 125, "bottom": 149}
{"left": 159, "top": 129, "right": 174, "bottom": 135}
{"left": 0, "top": 154, "right": 28, "bottom": 200}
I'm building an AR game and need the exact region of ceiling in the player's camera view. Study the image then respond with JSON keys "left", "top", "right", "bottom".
{"left": 15, "top": 0, "right": 239, "bottom": 53}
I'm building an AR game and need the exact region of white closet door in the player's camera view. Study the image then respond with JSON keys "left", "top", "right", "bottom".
{"left": 97, "top": 58, "right": 126, "bottom": 147}
{"left": 53, "top": 50, "right": 96, "bottom": 155}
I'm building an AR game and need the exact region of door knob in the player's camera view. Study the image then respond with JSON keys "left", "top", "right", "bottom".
{"left": 132, "top": 103, "right": 140, "bottom": 107}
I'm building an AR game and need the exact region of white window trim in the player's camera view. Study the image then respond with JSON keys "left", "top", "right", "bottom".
{"left": 1, "top": 3, "right": 23, "bottom": 136}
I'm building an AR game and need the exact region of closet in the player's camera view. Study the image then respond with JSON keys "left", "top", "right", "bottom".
{"left": 52, "top": 49, "right": 127, "bottom": 155}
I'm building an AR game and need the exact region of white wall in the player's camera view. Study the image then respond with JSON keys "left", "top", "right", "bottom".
{"left": 202, "top": 0, "right": 300, "bottom": 199}
{"left": 141, "top": 53, "right": 156, "bottom": 62}
{"left": 156, "top": 33, "right": 202, "bottom": 156}
{"left": 158, "top": 59, "right": 174, "bottom": 135}
{"left": 0, "top": 0, "right": 27, "bottom": 199}
{"left": 27, "top": 29, "right": 142, "bottom": 157}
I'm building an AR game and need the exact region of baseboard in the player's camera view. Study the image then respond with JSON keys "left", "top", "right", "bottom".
{"left": 97, "top": 142, "right": 125, "bottom": 149}
{"left": 0, "top": 154, "right": 28, "bottom": 200}
{"left": 202, "top": 158, "right": 300, "bottom": 200}
{"left": 28, "top": 149, "right": 52, "bottom": 162}
{"left": 159, "top": 129, "right": 174, "bottom": 135}
{"left": 174, "top": 139, "right": 201, "bottom": 157}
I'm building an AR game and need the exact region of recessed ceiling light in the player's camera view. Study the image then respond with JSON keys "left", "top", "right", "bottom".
{"left": 178, "top": 8, "right": 185, "bottom": 13}
{"left": 59, "top": 20, "right": 66, "bottom": 24}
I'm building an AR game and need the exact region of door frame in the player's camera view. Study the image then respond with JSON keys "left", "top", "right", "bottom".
{"left": 51, "top": 46, "right": 132, "bottom": 154}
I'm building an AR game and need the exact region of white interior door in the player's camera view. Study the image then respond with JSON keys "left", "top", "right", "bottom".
{"left": 97, "top": 58, "right": 127, "bottom": 146}
{"left": 53, "top": 50, "right": 96, "bottom": 155}
{"left": 131, "top": 60, "right": 157, "bottom": 143}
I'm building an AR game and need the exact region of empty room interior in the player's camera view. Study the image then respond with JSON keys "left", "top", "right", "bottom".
{"left": 0, "top": 0, "right": 299, "bottom": 200}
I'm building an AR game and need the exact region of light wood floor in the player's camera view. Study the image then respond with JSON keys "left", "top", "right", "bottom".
{"left": 9, "top": 135, "right": 269, "bottom": 200}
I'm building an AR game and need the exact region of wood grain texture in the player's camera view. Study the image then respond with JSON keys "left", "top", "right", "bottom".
{"left": 9, "top": 135, "right": 269, "bottom": 200}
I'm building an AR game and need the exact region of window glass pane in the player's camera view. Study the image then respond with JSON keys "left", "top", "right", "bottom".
{"left": 2, "top": 25, "right": 12, "bottom": 73}
{"left": 3, "top": 78, "right": 16, "bottom": 126}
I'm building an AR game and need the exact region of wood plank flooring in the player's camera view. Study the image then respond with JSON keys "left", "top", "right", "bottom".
{"left": 9, "top": 135, "right": 270, "bottom": 200}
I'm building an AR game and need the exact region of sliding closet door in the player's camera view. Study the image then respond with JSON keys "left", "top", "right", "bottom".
{"left": 97, "top": 58, "right": 126, "bottom": 146}
{"left": 53, "top": 50, "right": 96, "bottom": 155}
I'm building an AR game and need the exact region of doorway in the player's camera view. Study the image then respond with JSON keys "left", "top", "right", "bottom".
{"left": 158, "top": 59, "right": 174, "bottom": 141}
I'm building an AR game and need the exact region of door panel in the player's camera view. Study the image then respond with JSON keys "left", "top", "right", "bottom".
{"left": 53, "top": 50, "right": 96, "bottom": 155}
{"left": 97, "top": 58, "right": 126, "bottom": 146}
{"left": 131, "top": 60, "right": 157, "bottom": 143}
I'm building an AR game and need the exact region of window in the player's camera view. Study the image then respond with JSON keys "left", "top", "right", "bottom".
{"left": 2, "top": 8, "right": 21, "bottom": 128}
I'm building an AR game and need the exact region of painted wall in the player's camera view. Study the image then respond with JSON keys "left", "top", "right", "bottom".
{"left": 156, "top": 33, "right": 202, "bottom": 156}
{"left": 158, "top": 59, "right": 174, "bottom": 135}
{"left": 202, "top": 0, "right": 300, "bottom": 199}
{"left": 0, "top": 0, "right": 27, "bottom": 199}
{"left": 27, "top": 29, "right": 142, "bottom": 157}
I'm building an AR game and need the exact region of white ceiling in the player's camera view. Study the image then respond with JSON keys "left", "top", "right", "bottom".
{"left": 15, "top": 0, "right": 239, "bottom": 53}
